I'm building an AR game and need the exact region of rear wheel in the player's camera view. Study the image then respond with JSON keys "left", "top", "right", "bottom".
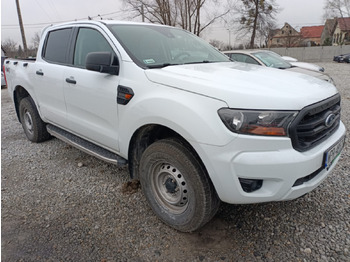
{"left": 19, "top": 97, "right": 50, "bottom": 142}
{"left": 139, "top": 139, "right": 220, "bottom": 232}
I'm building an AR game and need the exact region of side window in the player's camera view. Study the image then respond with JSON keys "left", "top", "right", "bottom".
{"left": 43, "top": 28, "right": 72, "bottom": 64}
{"left": 244, "top": 56, "right": 260, "bottom": 65}
{"left": 231, "top": 54, "right": 259, "bottom": 65}
{"left": 74, "top": 28, "right": 114, "bottom": 68}
{"left": 230, "top": 54, "right": 246, "bottom": 62}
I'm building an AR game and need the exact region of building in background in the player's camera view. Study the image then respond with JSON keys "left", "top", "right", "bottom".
{"left": 333, "top": 17, "right": 350, "bottom": 46}
{"left": 268, "top": 23, "right": 301, "bottom": 48}
{"left": 268, "top": 17, "right": 350, "bottom": 48}
{"left": 321, "top": 19, "right": 337, "bottom": 46}
{"left": 300, "top": 25, "right": 324, "bottom": 46}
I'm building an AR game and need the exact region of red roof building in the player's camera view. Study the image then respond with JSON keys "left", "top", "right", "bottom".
{"left": 338, "top": 17, "right": 350, "bottom": 31}
{"left": 300, "top": 25, "right": 325, "bottom": 45}
{"left": 333, "top": 17, "right": 350, "bottom": 45}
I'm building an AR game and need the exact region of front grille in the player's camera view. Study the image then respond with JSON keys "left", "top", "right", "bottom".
{"left": 289, "top": 94, "right": 341, "bottom": 152}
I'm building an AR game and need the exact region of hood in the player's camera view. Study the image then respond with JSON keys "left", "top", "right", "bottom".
{"left": 281, "top": 56, "right": 298, "bottom": 62}
{"left": 290, "top": 61, "right": 324, "bottom": 72}
{"left": 286, "top": 66, "right": 332, "bottom": 82}
{"left": 145, "top": 62, "right": 338, "bottom": 110}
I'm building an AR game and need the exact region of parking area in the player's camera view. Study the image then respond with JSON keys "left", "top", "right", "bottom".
{"left": 1, "top": 62, "right": 350, "bottom": 261}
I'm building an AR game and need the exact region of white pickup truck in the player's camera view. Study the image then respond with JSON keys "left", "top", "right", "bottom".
{"left": 4, "top": 20, "right": 346, "bottom": 232}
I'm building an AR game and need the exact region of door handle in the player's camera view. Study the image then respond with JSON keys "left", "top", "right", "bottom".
{"left": 36, "top": 70, "right": 44, "bottom": 76}
{"left": 65, "top": 78, "right": 77, "bottom": 84}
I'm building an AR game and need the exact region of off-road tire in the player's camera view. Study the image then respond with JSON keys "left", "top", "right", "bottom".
{"left": 139, "top": 139, "right": 220, "bottom": 232}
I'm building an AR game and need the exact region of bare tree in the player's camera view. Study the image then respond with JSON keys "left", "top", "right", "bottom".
{"left": 209, "top": 39, "right": 231, "bottom": 50}
{"left": 2, "top": 38, "right": 18, "bottom": 58}
{"left": 259, "top": 20, "right": 277, "bottom": 47}
{"left": 31, "top": 32, "right": 41, "bottom": 50}
{"left": 284, "top": 34, "right": 303, "bottom": 48}
{"left": 123, "top": 0, "right": 230, "bottom": 36}
{"left": 232, "top": 0, "right": 279, "bottom": 49}
{"left": 323, "top": 0, "right": 350, "bottom": 19}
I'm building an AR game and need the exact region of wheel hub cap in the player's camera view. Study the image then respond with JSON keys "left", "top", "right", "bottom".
{"left": 24, "top": 110, "right": 34, "bottom": 134}
{"left": 152, "top": 163, "right": 189, "bottom": 214}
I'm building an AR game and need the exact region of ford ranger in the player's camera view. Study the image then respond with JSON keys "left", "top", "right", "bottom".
{"left": 4, "top": 20, "right": 346, "bottom": 232}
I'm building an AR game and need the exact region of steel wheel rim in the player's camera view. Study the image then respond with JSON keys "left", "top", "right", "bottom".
{"left": 151, "top": 163, "right": 189, "bottom": 214}
{"left": 24, "top": 110, "right": 34, "bottom": 135}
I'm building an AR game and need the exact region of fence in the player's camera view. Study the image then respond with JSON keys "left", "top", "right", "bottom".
{"left": 268, "top": 45, "right": 350, "bottom": 62}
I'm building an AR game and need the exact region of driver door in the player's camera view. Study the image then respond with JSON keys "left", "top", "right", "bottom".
{"left": 63, "top": 26, "right": 120, "bottom": 152}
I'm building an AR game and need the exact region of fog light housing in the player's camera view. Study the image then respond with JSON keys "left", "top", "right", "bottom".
{"left": 239, "top": 178, "right": 263, "bottom": 193}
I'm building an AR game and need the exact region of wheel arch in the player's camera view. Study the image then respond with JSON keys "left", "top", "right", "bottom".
{"left": 13, "top": 85, "right": 31, "bottom": 123}
{"left": 128, "top": 124, "right": 208, "bottom": 182}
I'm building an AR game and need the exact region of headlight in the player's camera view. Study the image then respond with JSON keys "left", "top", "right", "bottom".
{"left": 218, "top": 109, "right": 298, "bottom": 136}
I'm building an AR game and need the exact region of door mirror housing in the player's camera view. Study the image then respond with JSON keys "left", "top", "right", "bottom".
{"left": 86, "top": 52, "right": 119, "bottom": 75}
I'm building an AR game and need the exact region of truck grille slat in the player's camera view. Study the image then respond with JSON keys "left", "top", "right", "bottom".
{"left": 289, "top": 94, "right": 341, "bottom": 152}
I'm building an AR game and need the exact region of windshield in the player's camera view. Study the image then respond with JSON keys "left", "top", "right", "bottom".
{"left": 107, "top": 24, "right": 230, "bottom": 68}
{"left": 252, "top": 51, "right": 292, "bottom": 69}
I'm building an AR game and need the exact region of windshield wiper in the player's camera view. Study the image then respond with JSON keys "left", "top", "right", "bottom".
{"left": 147, "top": 63, "right": 179, "bottom": 69}
{"left": 184, "top": 60, "right": 218, "bottom": 65}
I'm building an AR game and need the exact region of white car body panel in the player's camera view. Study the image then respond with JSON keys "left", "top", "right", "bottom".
{"left": 281, "top": 55, "right": 298, "bottom": 62}
{"left": 145, "top": 62, "right": 337, "bottom": 110}
{"left": 1, "top": 71, "right": 6, "bottom": 86}
{"left": 289, "top": 61, "right": 324, "bottom": 72}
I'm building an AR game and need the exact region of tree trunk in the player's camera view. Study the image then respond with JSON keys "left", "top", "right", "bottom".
{"left": 250, "top": 0, "right": 259, "bottom": 49}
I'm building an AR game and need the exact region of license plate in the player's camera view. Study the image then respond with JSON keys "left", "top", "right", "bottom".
{"left": 324, "top": 135, "right": 346, "bottom": 169}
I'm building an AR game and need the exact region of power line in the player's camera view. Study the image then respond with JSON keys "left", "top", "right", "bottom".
{"left": 2, "top": 10, "right": 125, "bottom": 28}
{"left": 33, "top": 0, "right": 53, "bottom": 22}
{"left": 47, "top": 0, "right": 62, "bottom": 21}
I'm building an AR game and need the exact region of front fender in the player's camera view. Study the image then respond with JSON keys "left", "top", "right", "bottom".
{"left": 118, "top": 83, "right": 236, "bottom": 158}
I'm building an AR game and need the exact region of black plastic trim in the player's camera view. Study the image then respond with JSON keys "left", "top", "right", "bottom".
{"left": 36, "top": 70, "right": 44, "bottom": 76}
{"left": 289, "top": 94, "right": 341, "bottom": 152}
{"left": 293, "top": 167, "right": 323, "bottom": 187}
{"left": 117, "top": 85, "right": 134, "bottom": 105}
{"left": 65, "top": 78, "right": 76, "bottom": 84}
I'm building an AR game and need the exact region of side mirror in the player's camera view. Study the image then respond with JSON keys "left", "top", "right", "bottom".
{"left": 86, "top": 52, "right": 119, "bottom": 75}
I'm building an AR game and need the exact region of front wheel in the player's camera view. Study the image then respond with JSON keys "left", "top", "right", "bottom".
{"left": 19, "top": 97, "right": 50, "bottom": 143}
{"left": 139, "top": 139, "right": 220, "bottom": 232}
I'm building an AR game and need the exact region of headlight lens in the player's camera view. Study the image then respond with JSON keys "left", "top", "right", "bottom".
{"left": 218, "top": 109, "right": 298, "bottom": 136}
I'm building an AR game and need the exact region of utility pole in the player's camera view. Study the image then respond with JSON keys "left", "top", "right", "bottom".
{"left": 15, "top": 0, "right": 28, "bottom": 55}
{"left": 227, "top": 29, "right": 231, "bottom": 49}
{"left": 141, "top": 4, "right": 145, "bottom": 22}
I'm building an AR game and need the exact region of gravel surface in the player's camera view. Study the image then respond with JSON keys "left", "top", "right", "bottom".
{"left": 2, "top": 62, "right": 350, "bottom": 261}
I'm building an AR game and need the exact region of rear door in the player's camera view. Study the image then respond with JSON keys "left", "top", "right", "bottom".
{"left": 63, "top": 26, "right": 120, "bottom": 152}
{"left": 34, "top": 27, "right": 72, "bottom": 126}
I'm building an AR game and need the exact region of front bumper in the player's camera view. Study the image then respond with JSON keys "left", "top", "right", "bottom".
{"left": 197, "top": 121, "right": 346, "bottom": 204}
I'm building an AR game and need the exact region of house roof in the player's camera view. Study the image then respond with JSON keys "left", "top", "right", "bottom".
{"left": 300, "top": 25, "right": 325, "bottom": 38}
{"left": 338, "top": 17, "right": 350, "bottom": 31}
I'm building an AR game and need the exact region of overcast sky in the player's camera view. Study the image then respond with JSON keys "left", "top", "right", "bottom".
{"left": 1, "top": 0, "right": 326, "bottom": 47}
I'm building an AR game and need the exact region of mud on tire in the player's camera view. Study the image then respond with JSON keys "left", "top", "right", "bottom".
{"left": 139, "top": 139, "right": 220, "bottom": 232}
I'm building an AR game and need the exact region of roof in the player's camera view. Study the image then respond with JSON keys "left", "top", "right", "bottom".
{"left": 324, "top": 19, "right": 337, "bottom": 34}
{"left": 338, "top": 17, "right": 350, "bottom": 31}
{"left": 223, "top": 49, "right": 268, "bottom": 55}
{"left": 300, "top": 25, "right": 325, "bottom": 38}
{"left": 47, "top": 20, "right": 172, "bottom": 30}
